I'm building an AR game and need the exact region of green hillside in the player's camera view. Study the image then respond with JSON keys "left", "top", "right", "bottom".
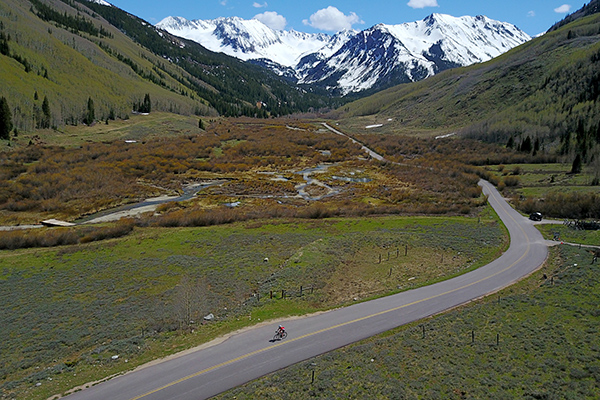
{"left": 0, "top": 0, "right": 336, "bottom": 133}
{"left": 335, "top": 8, "right": 600, "bottom": 168}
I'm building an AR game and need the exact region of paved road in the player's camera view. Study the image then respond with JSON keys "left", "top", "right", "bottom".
{"left": 321, "top": 123, "right": 385, "bottom": 161}
{"left": 63, "top": 180, "right": 548, "bottom": 400}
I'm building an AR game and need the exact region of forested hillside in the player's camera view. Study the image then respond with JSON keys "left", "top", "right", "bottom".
{"left": 336, "top": 7, "right": 600, "bottom": 175}
{"left": 0, "top": 0, "right": 336, "bottom": 133}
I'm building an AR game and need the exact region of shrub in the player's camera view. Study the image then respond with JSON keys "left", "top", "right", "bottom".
{"left": 0, "top": 228, "right": 79, "bottom": 250}
{"left": 503, "top": 176, "right": 520, "bottom": 187}
{"left": 79, "top": 219, "right": 135, "bottom": 243}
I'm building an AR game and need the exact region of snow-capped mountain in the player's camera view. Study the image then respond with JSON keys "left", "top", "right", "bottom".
{"left": 157, "top": 13, "right": 530, "bottom": 95}
{"left": 157, "top": 16, "right": 337, "bottom": 67}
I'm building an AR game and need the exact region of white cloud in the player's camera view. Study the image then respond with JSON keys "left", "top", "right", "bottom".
{"left": 302, "top": 6, "right": 363, "bottom": 32}
{"left": 554, "top": 4, "right": 571, "bottom": 13}
{"left": 253, "top": 2, "right": 267, "bottom": 8}
{"left": 219, "top": 0, "right": 227, "bottom": 6}
{"left": 527, "top": 10, "right": 535, "bottom": 17}
{"left": 254, "top": 11, "right": 287, "bottom": 30}
{"left": 407, "top": 0, "right": 439, "bottom": 9}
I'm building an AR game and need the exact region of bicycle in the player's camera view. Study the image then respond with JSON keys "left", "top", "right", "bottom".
{"left": 273, "top": 330, "right": 288, "bottom": 340}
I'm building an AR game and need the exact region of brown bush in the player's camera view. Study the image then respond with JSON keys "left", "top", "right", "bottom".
{"left": 79, "top": 219, "right": 135, "bottom": 243}
{"left": 516, "top": 191, "right": 600, "bottom": 219}
{"left": 503, "top": 176, "right": 520, "bottom": 187}
{"left": 0, "top": 228, "right": 79, "bottom": 250}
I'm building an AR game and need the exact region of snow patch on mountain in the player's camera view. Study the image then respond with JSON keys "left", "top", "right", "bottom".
{"left": 88, "top": 0, "right": 112, "bottom": 6}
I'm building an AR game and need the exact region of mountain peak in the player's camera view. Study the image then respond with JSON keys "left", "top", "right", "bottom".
{"left": 88, "top": 0, "right": 112, "bottom": 6}
{"left": 157, "top": 16, "right": 195, "bottom": 30}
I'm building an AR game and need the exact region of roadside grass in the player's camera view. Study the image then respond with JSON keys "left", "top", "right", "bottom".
{"left": 216, "top": 243, "right": 600, "bottom": 400}
{"left": 483, "top": 163, "right": 599, "bottom": 192}
{"left": 536, "top": 223, "right": 600, "bottom": 248}
{"left": 481, "top": 163, "right": 600, "bottom": 220}
{"left": 0, "top": 210, "right": 505, "bottom": 399}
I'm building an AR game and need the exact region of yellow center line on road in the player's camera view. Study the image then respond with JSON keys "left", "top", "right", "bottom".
{"left": 131, "top": 184, "right": 533, "bottom": 400}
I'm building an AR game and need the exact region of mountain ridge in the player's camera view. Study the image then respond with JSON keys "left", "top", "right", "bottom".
{"left": 334, "top": 9, "right": 600, "bottom": 170}
{"left": 0, "top": 0, "right": 341, "bottom": 133}
{"left": 157, "top": 13, "right": 531, "bottom": 95}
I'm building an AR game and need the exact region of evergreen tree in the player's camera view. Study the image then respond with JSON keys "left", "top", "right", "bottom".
{"left": 85, "top": 97, "right": 95, "bottom": 125}
{"left": 142, "top": 93, "right": 151, "bottom": 113}
{"left": 0, "top": 96, "right": 13, "bottom": 140}
{"left": 41, "top": 96, "right": 51, "bottom": 129}
{"left": 136, "top": 93, "right": 151, "bottom": 113}
{"left": 520, "top": 136, "right": 532, "bottom": 153}
{"left": 571, "top": 153, "right": 583, "bottom": 174}
{"left": 506, "top": 136, "right": 514, "bottom": 149}
{"left": 0, "top": 31, "right": 9, "bottom": 56}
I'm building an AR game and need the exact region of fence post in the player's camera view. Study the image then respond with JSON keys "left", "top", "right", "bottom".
{"left": 270, "top": 290, "right": 273, "bottom": 299}
{"left": 471, "top": 330, "right": 475, "bottom": 344}
{"left": 405, "top": 244, "right": 408, "bottom": 256}
{"left": 281, "top": 289, "right": 285, "bottom": 299}
{"left": 300, "top": 285, "right": 303, "bottom": 295}
{"left": 311, "top": 370, "right": 315, "bottom": 384}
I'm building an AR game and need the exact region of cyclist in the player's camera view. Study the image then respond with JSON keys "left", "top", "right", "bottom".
{"left": 273, "top": 325, "right": 287, "bottom": 341}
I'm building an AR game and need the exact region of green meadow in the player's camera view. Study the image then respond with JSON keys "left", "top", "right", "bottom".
{"left": 0, "top": 210, "right": 506, "bottom": 399}
{"left": 217, "top": 243, "right": 600, "bottom": 400}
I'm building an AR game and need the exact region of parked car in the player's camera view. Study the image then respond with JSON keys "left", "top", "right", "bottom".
{"left": 529, "top": 212, "right": 543, "bottom": 221}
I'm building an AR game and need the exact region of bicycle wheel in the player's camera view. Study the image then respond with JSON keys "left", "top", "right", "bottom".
{"left": 273, "top": 333, "right": 280, "bottom": 341}
{"left": 281, "top": 331, "right": 287, "bottom": 339}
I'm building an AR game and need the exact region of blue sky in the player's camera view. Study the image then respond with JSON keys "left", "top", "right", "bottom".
{"left": 107, "top": 0, "right": 587, "bottom": 36}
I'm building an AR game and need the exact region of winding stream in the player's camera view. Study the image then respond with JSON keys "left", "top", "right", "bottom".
{"left": 77, "top": 181, "right": 226, "bottom": 224}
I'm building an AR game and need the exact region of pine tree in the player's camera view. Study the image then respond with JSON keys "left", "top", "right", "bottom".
{"left": 571, "top": 153, "right": 583, "bottom": 174}
{"left": 84, "top": 97, "right": 95, "bottom": 125}
{"left": 506, "top": 136, "right": 514, "bottom": 149}
{"left": 141, "top": 93, "right": 151, "bottom": 113}
{"left": 0, "top": 31, "right": 9, "bottom": 56}
{"left": 42, "top": 96, "right": 51, "bottom": 129}
{"left": 0, "top": 96, "right": 13, "bottom": 140}
{"left": 520, "top": 136, "right": 532, "bottom": 153}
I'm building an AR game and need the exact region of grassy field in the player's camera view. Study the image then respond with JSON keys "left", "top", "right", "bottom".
{"left": 482, "top": 163, "right": 599, "bottom": 196}
{"left": 0, "top": 209, "right": 506, "bottom": 400}
{"left": 537, "top": 223, "right": 600, "bottom": 247}
{"left": 480, "top": 163, "right": 600, "bottom": 220}
{"left": 25, "top": 112, "right": 207, "bottom": 148}
{"left": 216, "top": 243, "right": 600, "bottom": 400}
